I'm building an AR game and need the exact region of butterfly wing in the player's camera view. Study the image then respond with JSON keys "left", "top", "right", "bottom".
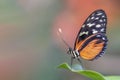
{"left": 74, "top": 9, "right": 108, "bottom": 60}
{"left": 79, "top": 33, "right": 108, "bottom": 60}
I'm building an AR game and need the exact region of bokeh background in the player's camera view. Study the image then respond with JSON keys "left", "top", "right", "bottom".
{"left": 0, "top": 0, "right": 120, "bottom": 80}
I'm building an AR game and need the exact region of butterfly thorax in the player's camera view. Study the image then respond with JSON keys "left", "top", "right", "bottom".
{"left": 67, "top": 48, "right": 80, "bottom": 59}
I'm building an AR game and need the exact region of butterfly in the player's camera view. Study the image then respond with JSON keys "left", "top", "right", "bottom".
{"left": 58, "top": 9, "right": 108, "bottom": 66}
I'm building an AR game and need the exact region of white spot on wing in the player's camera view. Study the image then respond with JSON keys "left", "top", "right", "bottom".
{"left": 104, "top": 19, "right": 106, "bottom": 21}
{"left": 92, "top": 29, "right": 98, "bottom": 34}
{"left": 102, "top": 15, "right": 105, "bottom": 18}
{"left": 100, "top": 28, "right": 104, "bottom": 32}
{"left": 80, "top": 32, "right": 85, "bottom": 36}
{"left": 97, "top": 12, "right": 102, "bottom": 15}
{"left": 99, "top": 54, "right": 103, "bottom": 57}
{"left": 87, "top": 23, "right": 95, "bottom": 27}
{"left": 91, "top": 16, "right": 94, "bottom": 19}
{"left": 99, "top": 19, "right": 103, "bottom": 22}
{"left": 80, "top": 31, "right": 88, "bottom": 36}
{"left": 95, "top": 17, "right": 99, "bottom": 20}
{"left": 96, "top": 24, "right": 101, "bottom": 28}
{"left": 102, "top": 37, "right": 105, "bottom": 40}
{"left": 96, "top": 35, "right": 101, "bottom": 37}
{"left": 103, "top": 23, "right": 106, "bottom": 26}
{"left": 85, "top": 31, "right": 88, "bottom": 35}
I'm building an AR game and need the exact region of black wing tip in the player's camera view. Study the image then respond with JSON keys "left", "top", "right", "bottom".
{"left": 91, "top": 9, "right": 106, "bottom": 16}
{"left": 92, "top": 9, "right": 107, "bottom": 21}
{"left": 94, "top": 9, "right": 106, "bottom": 13}
{"left": 87, "top": 9, "right": 107, "bottom": 20}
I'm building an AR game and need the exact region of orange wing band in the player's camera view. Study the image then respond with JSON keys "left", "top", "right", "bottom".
{"left": 80, "top": 39, "right": 104, "bottom": 60}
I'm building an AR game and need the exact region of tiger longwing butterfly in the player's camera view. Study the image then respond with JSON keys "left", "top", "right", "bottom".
{"left": 58, "top": 9, "right": 108, "bottom": 67}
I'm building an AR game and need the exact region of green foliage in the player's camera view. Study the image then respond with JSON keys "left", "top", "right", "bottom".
{"left": 105, "top": 76, "right": 120, "bottom": 80}
{"left": 58, "top": 63, "right": 120, "bottom": 80}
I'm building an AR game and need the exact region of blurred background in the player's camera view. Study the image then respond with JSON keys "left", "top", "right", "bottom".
{"left": 0, "top": 0, "right": 120, "bottom": 80}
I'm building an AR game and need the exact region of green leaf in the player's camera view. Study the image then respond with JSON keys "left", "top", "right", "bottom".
{"left": 58, "top": 63, "right": 120, "bottom": 80}
{"left": 58, "top": 63, "right": 106, "bottom": 80}
{"left": 105, "top": 76, "right": 120, "bottom": 80}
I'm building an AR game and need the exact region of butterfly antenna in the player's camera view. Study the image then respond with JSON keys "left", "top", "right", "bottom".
{"left": 57, "top": 28, "right": 71, "bottom": 48}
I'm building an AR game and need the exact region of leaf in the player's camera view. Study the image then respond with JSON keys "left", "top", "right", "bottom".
{"left": 58, "top": 63, "right": 120, "bottom": 80}
{"left": 58, "top": 63, "right": 105, "bottom": 80}
{"left": 105, "top": 76, "right": 120, "bottom": 80}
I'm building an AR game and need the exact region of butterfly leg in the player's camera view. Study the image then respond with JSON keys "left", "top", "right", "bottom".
{"left": 77, "top": 58, "right": 84, "bottom": 69}
{"left": 71, "top": 56, "right": 75, "bottom": 67}
{"left": 77, "top": 58, "right": 82, "bottom": 64}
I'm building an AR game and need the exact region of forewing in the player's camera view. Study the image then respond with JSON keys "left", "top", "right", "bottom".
{"left": 74, "top": 9, "right": 107, "bottom": 50}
